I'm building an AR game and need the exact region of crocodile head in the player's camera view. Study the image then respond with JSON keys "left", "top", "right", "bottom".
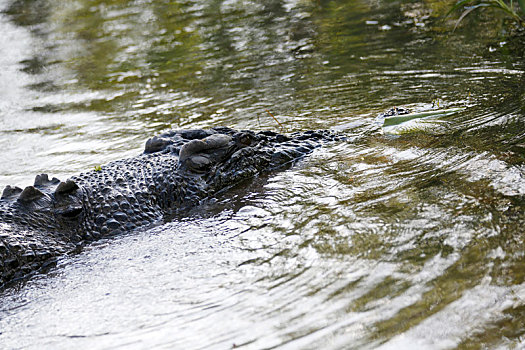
{"left": 144, "top": 127, "right": 334, "bottom": 192}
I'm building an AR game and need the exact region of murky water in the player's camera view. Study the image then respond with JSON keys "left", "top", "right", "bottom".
{"left": 0, "top": 0, "right": 524, "bottom": 348}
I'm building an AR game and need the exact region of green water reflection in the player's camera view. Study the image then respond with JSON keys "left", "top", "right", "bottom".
{"left": 7, "top": 0, "right": 514, "bottom": 124}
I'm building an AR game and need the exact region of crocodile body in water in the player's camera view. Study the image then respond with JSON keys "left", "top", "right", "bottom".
{"left": 0, "top": 126, "right": 343, "bottom": 286}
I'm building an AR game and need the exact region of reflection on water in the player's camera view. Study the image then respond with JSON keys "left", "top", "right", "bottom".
{"left": 0, "top": 0, "right": 524, "bottom": 348}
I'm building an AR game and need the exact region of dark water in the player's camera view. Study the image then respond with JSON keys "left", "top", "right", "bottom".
{"left": 0, "top": 0, "right": 524, "bottom": 348}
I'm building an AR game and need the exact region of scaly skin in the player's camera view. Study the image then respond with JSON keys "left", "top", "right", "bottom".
{"left": 0, "top": 127, "right": 342, "bottom": 286}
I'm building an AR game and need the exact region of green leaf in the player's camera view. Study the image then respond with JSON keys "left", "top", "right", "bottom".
{"left": 383, "top": 119, "right": 451, "bottom": 135}
{"left": 382, "top": 108, "right": 465, "bottom": 127}
{"left": 445, "top": 0, "right": 477, "bottom": 17}
{"left": 454, "top": 4, "right": 489, "bottom": 30}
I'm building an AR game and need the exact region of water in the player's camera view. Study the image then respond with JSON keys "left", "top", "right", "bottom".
{"left": 0, "top": 0, "right": 524, "bottom": 348}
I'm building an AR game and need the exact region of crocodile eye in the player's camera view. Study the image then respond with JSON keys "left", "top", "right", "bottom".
{"left": 187, "top": 155, "right": 211, "bottom": 172}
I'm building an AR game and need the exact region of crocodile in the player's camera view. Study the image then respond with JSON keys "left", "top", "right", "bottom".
{"left": 0, "top": 126, "right": 343, "bottom": 286}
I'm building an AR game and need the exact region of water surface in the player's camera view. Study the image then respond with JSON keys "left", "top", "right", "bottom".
{"left": 0, "top": 0, "right": 524, "bottom": 348}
